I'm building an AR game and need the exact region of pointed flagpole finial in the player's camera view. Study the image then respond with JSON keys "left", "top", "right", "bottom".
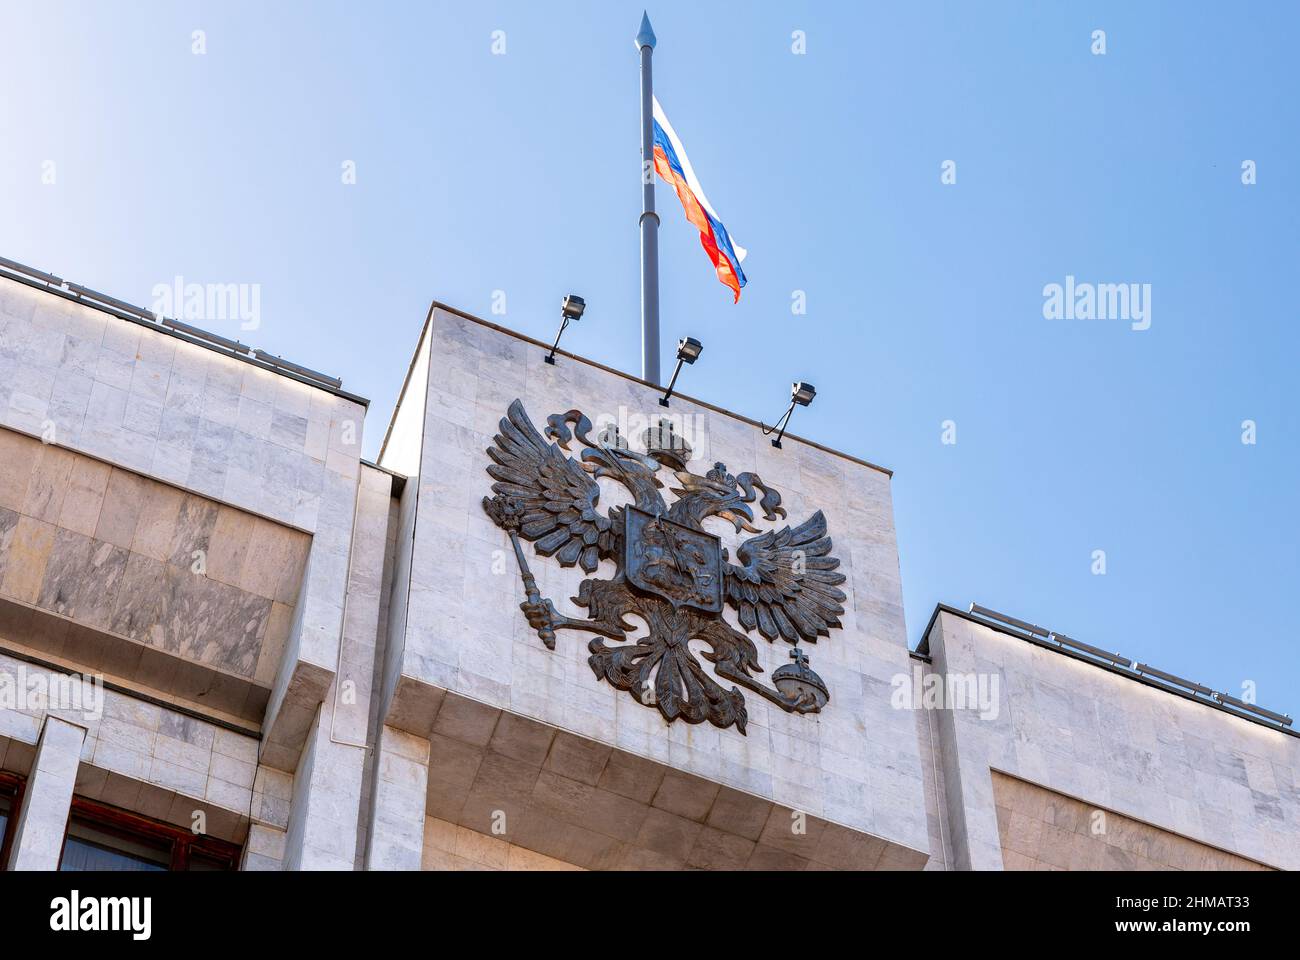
{"left": 635, "top": 12, "right": 657, "bottom": 50}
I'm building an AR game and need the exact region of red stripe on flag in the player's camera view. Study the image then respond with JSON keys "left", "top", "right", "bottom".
{"left": 654, "top": 145, "right": 743, "bottom": 302}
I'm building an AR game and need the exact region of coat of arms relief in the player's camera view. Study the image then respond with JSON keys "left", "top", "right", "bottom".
{"left": 481, "top": 399, "right": 846, "bottom": 734}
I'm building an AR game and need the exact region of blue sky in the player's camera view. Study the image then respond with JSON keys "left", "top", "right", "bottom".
{"left": 3, "top": 1, "right": 1296, "bottom": 719}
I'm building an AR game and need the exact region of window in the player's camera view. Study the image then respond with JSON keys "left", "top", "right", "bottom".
{"left": 61, "top": 817, "right": 171, "bottom": 871}
{"left": 59, "top": 797, "right": 241, "bottom": 872}
{"left": 0, "top": 772, "right": 23, "bottom": 869}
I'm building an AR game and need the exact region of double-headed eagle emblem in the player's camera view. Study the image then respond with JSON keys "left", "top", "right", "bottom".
{"left": 482, "top": 399, "right": 846, "bottom": 734}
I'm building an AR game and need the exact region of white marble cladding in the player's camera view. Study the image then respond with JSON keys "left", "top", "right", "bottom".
{"left": 0, "top": 275, "right": 364, "bottom": 536}
{"left": 394, "top": 307, "right": 929, "bottom": 855}
{"left": 0, "top": 652, "right": 273, "bottom": 845}
{"left": 0, "top": 275, "right": 366, "bottom": 771}
{"left": 8, "top": 715, "right": 86, "bottom": 869}
{"left": 926, "top": 611, "right": 1300, "bottom": 870}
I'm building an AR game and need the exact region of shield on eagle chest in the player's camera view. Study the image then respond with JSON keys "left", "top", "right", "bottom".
{"left": 624, "top": 507, "right": 723, "bottom": 613}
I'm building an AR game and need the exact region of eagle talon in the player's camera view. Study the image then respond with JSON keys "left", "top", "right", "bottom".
{"left": 789, "top": 690, "right": 822, "bottom": 714}
{"left": 769, "top": 687, "right": 822, "bottom": 714}
{"left": 520, "top": 598, "right": 558, "bottom": 649}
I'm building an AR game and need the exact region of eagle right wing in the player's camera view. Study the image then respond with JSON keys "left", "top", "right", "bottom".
{"left": 485, "top": 399, "right": 613, "bottom": 573}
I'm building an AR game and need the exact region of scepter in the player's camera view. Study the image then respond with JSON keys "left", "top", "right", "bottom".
{"left": 482, "top": 495, "right": 556, "bottom": 649}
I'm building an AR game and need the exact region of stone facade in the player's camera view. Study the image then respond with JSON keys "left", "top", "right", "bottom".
{"left": 0, "top": 651, "right": 257, "bottom": 847}
{"left": 919, "top": 608, "right": 1300, "bottom": 870}
{"left": 0, "top": 270, "right": 1294, "bottom": 872}
{"left": 991, "top": 772, "right": 1271, "bottom": 871}
{"left": 370, "top": 305, "right": 929, "bottom": 870}
{"left": 0, "top": 427, "right": 308, "bottom": 718}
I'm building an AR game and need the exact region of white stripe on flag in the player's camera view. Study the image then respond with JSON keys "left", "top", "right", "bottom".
{"left": 652, "top": 96, "right": 746, "bottom": 263}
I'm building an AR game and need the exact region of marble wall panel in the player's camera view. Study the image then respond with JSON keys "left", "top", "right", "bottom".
{"left": 0, "top": 275, "right": 365, "bottom": 533}
{"left": 0, "top": 425, "right": 308, "bottom": 692}
{"left": 993, "top": 771, "right": 1271, "bottom": 871}
{"left": 382, "top": 307, "right": 930, "bottom": 860}
{"left": 926, "top": 610, "right": 1300, "bottom": 870}
{"left": 0, "top": 652, "right": 262, "bottom": 846}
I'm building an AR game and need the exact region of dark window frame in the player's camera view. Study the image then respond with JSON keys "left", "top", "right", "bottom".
{"left": 0, "top": 770, "right": 27, "bottom": 870}
{"left": 59, "top": 796, "right": 242, "bottom": 871}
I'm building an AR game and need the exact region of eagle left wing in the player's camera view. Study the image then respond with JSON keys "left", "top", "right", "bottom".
{"left": 722, "top": 510, "right": 846, "bottom": 643}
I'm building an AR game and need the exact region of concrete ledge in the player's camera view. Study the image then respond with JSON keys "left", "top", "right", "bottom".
{"left": 413, "top": 689, "right": 928, "bottom": 871}
{"left": 259, "top": 658, "right": 334, "bottom": 772}
{"left": 385, "top": 673, "right": 446, "bottom": 739}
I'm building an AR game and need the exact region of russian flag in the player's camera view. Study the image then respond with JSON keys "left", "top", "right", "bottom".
{"left": 651, "top": 97, "right": 748, "bottom": 302}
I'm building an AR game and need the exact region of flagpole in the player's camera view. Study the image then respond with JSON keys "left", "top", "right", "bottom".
{"left": 636, "top": 12, "right": 661, "bottom": 385}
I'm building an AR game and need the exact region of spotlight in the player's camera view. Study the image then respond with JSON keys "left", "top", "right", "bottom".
{"left": 1135, "top": 663, "right": 1213, "bottom": 698}
{"left": 1049, "top": 632, "right": 1131, "bottom": 669}
{"left": 969, "top": 603, "right": 1050, "bottom": 639}
{"left": 561, "top": 294, "right": 585, "bottom": 321}
{"left": 167, "top": 317, "right": 251, "bottom": 355}
{"left": 1220, "top": 696, "right": 1292, "bottom": 727}
{"left": 66, "top": 282, "right": 158, "bottom": 324}
{"left": 659, "top": 336, "right": 702, "bottom": 406}
{"left": 0, "top": 255, "right": 63, "bottom": 288}
{"left": 252, "top": 349, "right": 342, "bottom": 390}
{"left": 545, "top": 294, "right": 586, "bottom": 365}
{"left": 762, "top": 381, "right": 817, "bottom": 448}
